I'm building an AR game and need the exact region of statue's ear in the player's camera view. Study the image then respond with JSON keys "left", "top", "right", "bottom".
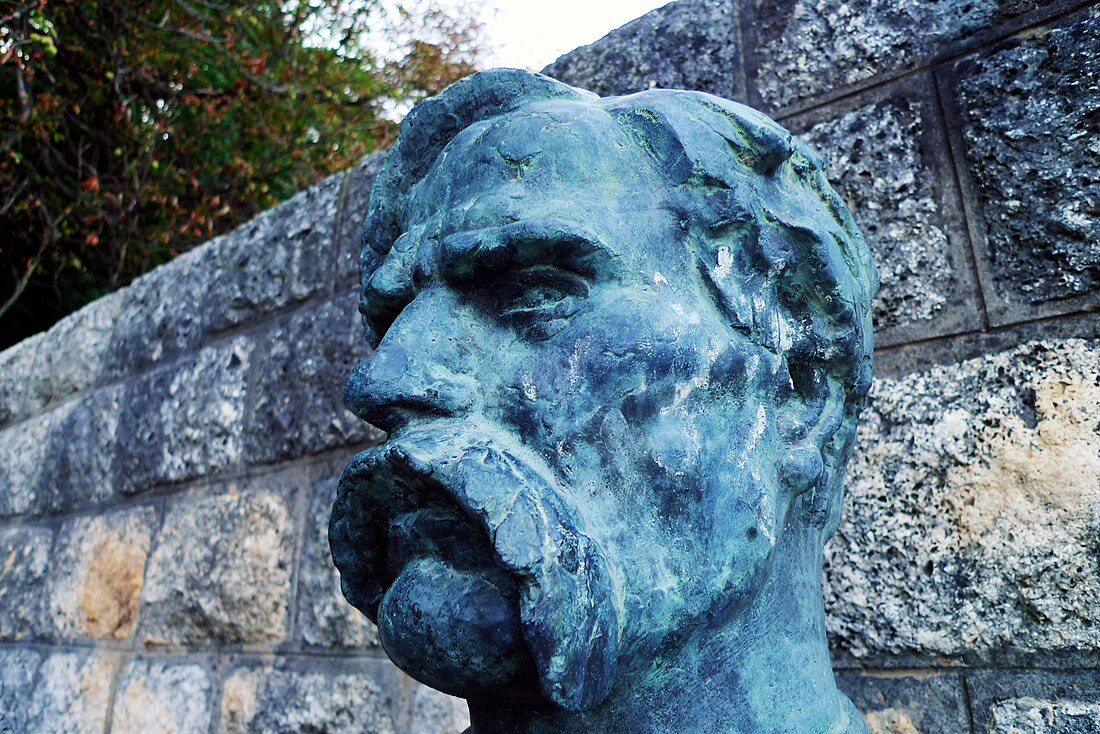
{"left": 777, "top": 361, "right": 845, "bottom": 498}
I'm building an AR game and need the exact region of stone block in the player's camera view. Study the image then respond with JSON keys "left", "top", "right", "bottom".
{"left": 203, "top": 174, "right": 342, "bottom": 334}
{"left": 335, "top": 151, "right": 387, "bottom": 282}
{"left": 968, "top": 671, "right": 1100, "bottom": 733}
{"left": 113, "top": 337, "right": 252, "bottom": 495}
{"left": 111, "top": 658, "right": 213, "bottom": 734}
{"left": 102, "top": 244, "right": 209, "bottom": 378}
{"left": 0, "top": 332, "right": 44, "bottom": 428}
{"left": 542, "top": 0, "right": 743, "bottom": 100}
{"left": 750, "top": 0, "right": 1056, "bottom": 111}
{"left": 792, "top": 82, "right": 981, "bottom": 345}
{"left": 245, "top": 292, "right": 380, "bottom": 465}
{"left": 0, "top": 385, "right": 124, "bottom": 519}
{"left": 0, "top": 648, "right": 43, "bottom": 733}
{"left": 47, "top": 506, "right": 157, "bottom": 641}
{"left": 24, "top": 650, "right": 117, "bottom": 734}
{"left": 398, "top": 684, "right": 471, "bottom": 734}
{"left": 219, "top": 666, "right": 398, "bottom": 734}
{"left": 37, "top": 384, "right": 124, "bottom": 513}
{"left": 296, "top": 469, "right": 380, "bottom": 649}
{"left": 991, "top": 699, "right": 1100, "bottom": 733}
{"left": 950, "top": 8, "right": 1100, "bottom": 324}
{"left": 835, "top": 671, "right": 970, "bottom": 733}
{"left": 0, "top": 526, "right": 52, "bottom": 640}
{"left": 140, "top": 487, "right": 294, "bottom": 645}
{"left": 0, "top": 406, "right": 62, "bottom": 518}
{"left": 826, "top": 338, "right": 1100, "bottom": 662}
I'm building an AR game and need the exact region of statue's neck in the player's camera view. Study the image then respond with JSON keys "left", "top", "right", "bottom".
{"left": 466, "top": 526, "right": 868, "bottom": 734}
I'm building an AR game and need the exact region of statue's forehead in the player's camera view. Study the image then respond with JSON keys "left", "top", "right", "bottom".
{"left": 405, "top": 102, "right": 661, "bottom": 230}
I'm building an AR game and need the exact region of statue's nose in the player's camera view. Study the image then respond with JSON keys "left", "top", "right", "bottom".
{"left": 344, "top": 293, "right": 478, "bottom": 433}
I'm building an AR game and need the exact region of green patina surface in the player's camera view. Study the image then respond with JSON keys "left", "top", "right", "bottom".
{"left": 331, "top": 69, "right": 876, "bottom": 734}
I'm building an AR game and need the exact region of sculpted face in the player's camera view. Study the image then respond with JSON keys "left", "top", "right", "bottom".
{"left": 331, "top": 69, "right": 876, "bottom": 731}
{"left": 334, "top": 103, "right": 790, "bottom": 708}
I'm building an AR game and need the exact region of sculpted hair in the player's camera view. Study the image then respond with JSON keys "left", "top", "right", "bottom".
{"left": 362, "top": 68, "right": 877, "bottom": 535}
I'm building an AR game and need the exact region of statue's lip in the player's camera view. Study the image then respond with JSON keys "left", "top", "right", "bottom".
{"left": 330, "top": 421, "right": 623, "bottom": 711}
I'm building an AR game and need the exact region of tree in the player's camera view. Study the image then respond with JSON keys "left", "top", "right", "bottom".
{"left": 0, "top": 0, "right": 484, "bottom": 349}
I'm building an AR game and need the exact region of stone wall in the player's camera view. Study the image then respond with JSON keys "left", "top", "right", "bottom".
{"left": 1, "top": 1, "right": 1098, "bottom": 732}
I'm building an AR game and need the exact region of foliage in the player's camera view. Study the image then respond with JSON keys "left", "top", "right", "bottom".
{"left": 0, "top": 0, "right": 483, "bottom": 348}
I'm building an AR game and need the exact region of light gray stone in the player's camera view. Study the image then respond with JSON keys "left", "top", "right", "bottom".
{"left": 827, "top": 338, "right": 1100, "bottom": 661}
{"left": 0, "top": 406, "right": 62, "bottom": 518}
{"left": 297, "top": 470, "right": 379, "bottom": 649}
{"left": 140, "top": 488, "right": 294, "bottom": 645}
{"left": 245, "top": 293, "right": 379, "bottom": 465}
{"left": 203, "top": 173, "right": 342, "bottom": 334}
{"left": 0, "top": 386, "right": 123, "bottom": 519}
{"left": 992, "top": 698, "right": 1100, "bottom": 733}
{"left": 335, "top": 152, "right": 387, "bottom": 281}
{"left": 543, "top": 0, "right": 742, "bottom": 99}
{"left": 954, "top": 8, "right": 1100, "bottom": 322}
{"left": 0, "top": 647, "right": 43, "bottom": 733}
{"left": 0, "top": 331, "right": 44, "bottom": 428}
{"left": 0, "top": 527, "right": 51, "bottom": 640}
{"left": 111, "top": 658, "right": 213, "bottom": 734}
{"left": 752, "top": 0, "right": 1054, "bottom": 110}
{"left": 25, "top": 650, "right": 117, "bottom": 734}
{"left": 798, "top": 98, "right": 976, "bottom": 341}
{"left": 401, "top": 684, "right": 471, "bottom": 734}
{"left": 113, "top": 337, "right": 252, "bottom": 495}
{"left": 103, "top": 244, "right": 209, "bottom": 378}
{"left": 47, "top": 506, "right": 157, "bottom": 641}
{"left": 37, "top": 384, "right": 124, "bottom": 513}
{"left": 34, "top": 287, "right": 127, "bottom": 399}
{"left": 219, "top": 666, "right": 397, "bottom": 734}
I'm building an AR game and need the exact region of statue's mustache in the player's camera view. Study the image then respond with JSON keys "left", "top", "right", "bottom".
{"left": 329, "top": 421, "right": 621, "bottom": 711}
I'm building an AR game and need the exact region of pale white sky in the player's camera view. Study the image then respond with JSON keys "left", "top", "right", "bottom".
{"left": 471, "top": 0, "right": 673, "bottom": 70}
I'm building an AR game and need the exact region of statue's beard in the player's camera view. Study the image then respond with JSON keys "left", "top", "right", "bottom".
{"left": 330, "top": 420, "right": 621, "bottom": 712}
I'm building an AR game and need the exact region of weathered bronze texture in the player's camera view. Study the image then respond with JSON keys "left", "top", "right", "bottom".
{"left": 331, "top": 69, "right": 876, "bottom": 733}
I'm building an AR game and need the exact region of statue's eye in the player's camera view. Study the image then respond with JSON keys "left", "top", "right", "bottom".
{"left": 492, "top": 265, "right": 588, "bottom": 339}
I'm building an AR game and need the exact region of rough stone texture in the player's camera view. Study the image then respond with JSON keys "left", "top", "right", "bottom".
{"left": 103, "top": 245, "right": 209, "bottom": 379}
{"left": 542, "top": 0, "right": 743, "bottom": 99}
{"left": 0, "top": 386, "right": 124, "bottom": 518}
{"left": 0, "top": 648, "right": 42, "bottom": 733}
{"left": 954, "top": 8, "right": 1100, "bottom": 322}
{"left": 399, "top": 684, "right": 472, "bottom": 734}
{"left": 219, "top": 666, "right": 398, "bottom": 734}
{"left": 47, "top": 507, "right": 156, "bottom": 641}
{"left": 968, "top": 671, "right": 1100, "bottom": 733}
{"left": 31, "top": 288, "right": 127, "bottom": 404}
{"left": 203, "top": 173, "right": 342, "bottom": 334}
{"left": 797, "top": 96, "right": 978, "bottom": 342}
{"left": 835, "top": 671, "right": 971, "bottom": 733}
{"left": 752, "top": 0, "right": 1056, "bottom": 111}
{"left": 991, "top": 699, "right": 1100, "bottom": 733}
{"left": 24, "top": 650, "right": 117, "bottom": 734}
{"left": 111, "top": 658, "right": 212, "bottom": 734}
{"left": 335, "top": 151, "right": 387, "bottom": 281}
{"left": 297, "top": 469, "right": 380, "bottom": 649}
{"left": 37, "top": 384, "right": 125, "bottom": 514}
{"left": 0, "top": 331, "right": 42, "bottom": 428}
{"left": 140, "top": 488, "right": 294, "bottom": 645}
{"left": 825, "top": 338, "right": 1100, "bottom": 661}
{"left": 0, "top": 406, "right": 62, "bottom": 518}
{"left": 245, "top": 292, "right": 379, "bottom": 465}
{"left": 114, "top": 337, "right": 252, "bottom": 495}
{"left": 0, "top": 526, "right": 52, "bottom": 640}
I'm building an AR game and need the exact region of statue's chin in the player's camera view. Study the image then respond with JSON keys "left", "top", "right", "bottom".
{"left": 377, "top": 555, "right": 544, "bottom": 703}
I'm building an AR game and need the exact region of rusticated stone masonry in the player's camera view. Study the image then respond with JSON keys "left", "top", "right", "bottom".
{"left": 1, "top": 0, "right": 1098, "bottom": 731}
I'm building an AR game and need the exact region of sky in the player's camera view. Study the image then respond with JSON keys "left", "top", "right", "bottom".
{"left": 469, "top": 0, "right": 673, "bottom": 70}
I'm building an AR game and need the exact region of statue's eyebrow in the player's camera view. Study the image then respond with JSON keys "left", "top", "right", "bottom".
{"left": 436, "top": 218, "right": 614, "bottom": 282}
